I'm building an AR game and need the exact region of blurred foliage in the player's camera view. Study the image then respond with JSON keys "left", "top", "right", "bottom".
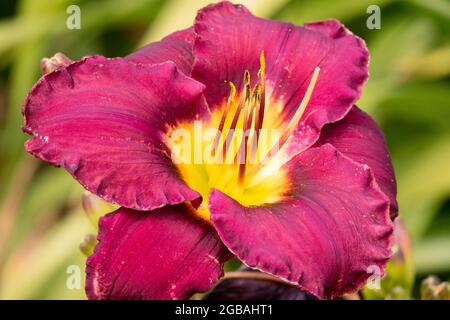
{"left": 0, "top": 0, "right": 449, "bottom": 300}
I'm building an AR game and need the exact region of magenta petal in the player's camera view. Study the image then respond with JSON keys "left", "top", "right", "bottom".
{"left": 86, "top": 205, "right": 230, "bottom": 300}
{"left": 126, "top": 28, "right": 195, "bottom": 75}
{"left": 210, "top": 144, "right": 393, "bottom": 299}
{"left": 23, "top": 56, "right": 208, "bottom": 211}
{"left": 192, "top": 2, "right": 368, "bottom": 153}
{"left": 315, "top": 106, "right": 398, "bottom": 216}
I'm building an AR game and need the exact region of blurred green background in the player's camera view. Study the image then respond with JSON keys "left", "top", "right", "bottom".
{"left": 0, "top": 0, "right": 449, "bottom": 299}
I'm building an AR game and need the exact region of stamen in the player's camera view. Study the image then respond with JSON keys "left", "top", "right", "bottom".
{"left": 208, "top": 73, "right": 250, "bottom": 187}
{"left": 211, "top": 82, "right": 236, "bottom": 157}
{"left": 244, "top": 70, "right": 251, "bottom": 89}
{"left": 220, "top": 71, "right": 251, "bottom": 160}
{"left": 236, "top": 83, "right": 259, "bottom": 158}
{"left": 257, "top": 51, "right": 266, "bottom": 79}
{"left": 254, "top": 51, "right": 266, "bottom": 145}
{"left": 238, "top": 102, "right": 257, "bottom": 186}
{"left": 237, "top": 87, "right": 257, "bottom": 186}
{"left": 248, "top": 84, "right": 261, "bottom": 164}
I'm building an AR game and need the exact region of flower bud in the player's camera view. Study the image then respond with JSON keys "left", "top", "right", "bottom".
{"left": 40, "top": 52, "right": 72, "bottom": 75}
{"left": 79, "top": 233, "right": 97, "bottom": 256}
{"left": 421, "top": 276, "right": 450, "bottom": 300}
{"left": 81, "top": 191, "right": 117, "bottom": 229}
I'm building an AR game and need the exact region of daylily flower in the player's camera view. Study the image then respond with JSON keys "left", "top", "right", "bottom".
{"left": 22, "top": 2, "right": 397, "bottom": 299}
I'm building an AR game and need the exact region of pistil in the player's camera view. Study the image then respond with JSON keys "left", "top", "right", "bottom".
{"left": 209, "top": 52, "right": 319, "bottom": 190}
{"left": 253, "top": 66, "right": 320, "bottom": 173}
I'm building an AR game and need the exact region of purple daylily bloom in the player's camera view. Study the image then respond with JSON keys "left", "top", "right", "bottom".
{"left": 22, "top": 2, "right": 397, "bottom": 299}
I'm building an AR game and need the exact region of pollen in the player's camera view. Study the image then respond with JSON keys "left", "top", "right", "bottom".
{"left": 165, "top": 52, "right": 319, "bottom": 221}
